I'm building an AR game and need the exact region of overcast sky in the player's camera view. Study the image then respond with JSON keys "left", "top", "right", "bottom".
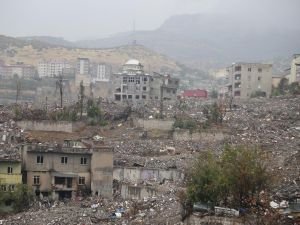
{"left": 0, "top": 0, "right": 299, "bottom": 41}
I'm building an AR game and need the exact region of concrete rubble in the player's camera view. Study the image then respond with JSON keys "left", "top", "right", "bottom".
{"left": 0, "top": 96, "right": 299, "bottom": 224}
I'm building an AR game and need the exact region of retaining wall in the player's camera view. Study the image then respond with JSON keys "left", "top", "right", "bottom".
{"left": 134, "top": 119, "right": 174, "bottom": 131}
{"left": 17, "top": 120, "right": 84, "bottom": 133}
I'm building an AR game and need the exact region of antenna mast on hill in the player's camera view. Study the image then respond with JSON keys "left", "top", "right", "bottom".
{"left": 132, "top": 19, "right": 137, "bottom": 45}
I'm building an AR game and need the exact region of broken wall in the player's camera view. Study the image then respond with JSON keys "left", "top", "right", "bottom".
{"left": 113, "top": 167, "right": 183, "bottom": 183}
{"left": 134, "top": 119, "right": 174, "bottom": 131}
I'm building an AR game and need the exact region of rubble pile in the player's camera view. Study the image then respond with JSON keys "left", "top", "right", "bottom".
{"left": 0, "top": 119, "right": 24, "bottom": 160}
{"left": 225, "top": 96, "right": 300, "bottom": 199}
{"left": 2, "top": 192, "right": 182, "bottom": 225}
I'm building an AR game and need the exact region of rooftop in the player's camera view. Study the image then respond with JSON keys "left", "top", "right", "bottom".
{"left": 125, "top": 59, "right": 141, "bottom": 65}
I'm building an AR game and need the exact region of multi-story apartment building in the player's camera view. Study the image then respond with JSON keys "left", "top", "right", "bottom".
{"left": 0, "top": 158, "right": 22, "bottom": 192}
{"left": 111, "top": 59, "right": 179, "bottom": 103}
{"left": 38, "top": 60, "right": 72, "bottom": 78}
{"left": 93, "top": 63, "right": 112, "bottom": 82}
{"left": 75, "top": 58, "right": 91, "bottom": 87}
{"left": 0, "top": 63, "right": 36, "bottom": 79}
{"left": 150, "top": 72, "right": 179, "bottom": 101}
{"left": 21, "top": 140, "right": 113, "bottom": 200}
{"left": 225, "top": 63, "right": 272, "bottom": 99}
{"left": 77, "top": 58, "right": 89, "bottom": 75}
{"left": 286, "top": 54, "right": 300, "bottom": 84}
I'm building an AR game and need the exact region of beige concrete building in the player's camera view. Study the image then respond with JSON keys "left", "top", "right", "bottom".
{"left": 286, "top": 54, "right": 300, "bottom": 84}
{"left": 21, "top": 140, "right": 113, "bottom": 200}
{"left": 226, "top": 63, "right": 272, "bottom": 98}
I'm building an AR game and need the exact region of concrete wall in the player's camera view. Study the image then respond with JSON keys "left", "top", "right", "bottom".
{"left": 134, "top": 119, "right": 174, "bottom": 131}
{"left": 17, "top": 120, "right": 84, "bottom": 133}
{"left": 113, "top": 167, "right": 183, "bottom": 183}
{"left": 91, "top": 148, "right": 113, "bottom": 198}
{"left": 173, "top": 130, "right": 225, "bottom": 142}
{"left": 121, "top": 184, "right": 157, "bottom": 200}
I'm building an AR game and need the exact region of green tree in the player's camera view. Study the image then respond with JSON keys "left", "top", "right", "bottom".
{"left": 277, "top": 78, "right": 288, "bottom": 95}
{"left": 187, "top": 145, "right": 271, "bottom": 209}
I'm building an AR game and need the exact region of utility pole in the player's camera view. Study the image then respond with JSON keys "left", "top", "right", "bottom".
{"left": 56, "top": 73, "right": 64, "bottom": 108}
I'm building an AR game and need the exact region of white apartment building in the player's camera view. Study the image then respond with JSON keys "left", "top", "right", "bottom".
{"left": 93, "top": 64, "right": 111, "bottom": 82}
{"left": 38, "top": 60, "right": 72, "bottom": 78}
{"left": 77, "top": 58, "right": 89, "bottom": 75}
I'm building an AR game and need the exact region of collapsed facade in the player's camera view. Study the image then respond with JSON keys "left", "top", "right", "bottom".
{"left": 21, "top": 140, "right": 113, "bottom": 200}
{"left": 111, "top": 59, "right": 179, "bottom": 103}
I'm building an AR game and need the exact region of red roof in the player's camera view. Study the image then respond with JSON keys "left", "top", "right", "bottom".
{"left": 182, "top": 89, "right": 207, "bottom": 98}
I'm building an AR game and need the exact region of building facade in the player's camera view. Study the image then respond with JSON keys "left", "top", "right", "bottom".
{"left": 92, "top": 63, "right": 112, "bottom": 82}
{"left": 286, "top": 54, "right": 300, "bottom": 84}
{"left": 38, "top": 60, "right": 71, "bottom": 78}
{"left": 0, "top": 63, "right": 36, "bottom": 79}
{"left": 226, "top": 63, "right": 272, "bottom": 98}
{"left": 112, "top": 59, "right": 152, "bottom": 102}
{"left": 0, "top": 159, "right": 22, "bottom": 192}
{"left": 21, "top": 141, "right": 113, "bottom": 200}
{"left": 111, "top": 59, "right": 179, "bottom": 103}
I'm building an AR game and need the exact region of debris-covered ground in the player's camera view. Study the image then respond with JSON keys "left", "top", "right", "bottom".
{"left": 0, "top": 96, "right": 299, "bottom": 224}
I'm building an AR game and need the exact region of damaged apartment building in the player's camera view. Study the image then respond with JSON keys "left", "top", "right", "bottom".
{"left": 20, "top": 140, "right": 113, "bottom": 200}
{"left": 111, "top": 59, "right": 179, "bottom": 103}
{"left": 225, "top": 62, "right": 272, "bottom": 99}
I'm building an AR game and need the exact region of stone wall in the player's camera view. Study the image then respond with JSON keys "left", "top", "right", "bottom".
{"left": 134, "top": 119, "right": 174, "bottom": 131}
{"left": 113, "top": 167, "right": 184, "bottom": 183}
{"left": 17, "top": 120, "right": 84, "bottom": 133}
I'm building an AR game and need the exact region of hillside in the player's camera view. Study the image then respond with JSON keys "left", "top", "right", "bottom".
{"left": 0, "top": 37, "right": 180, "bottom": 73}
{"left": 74, "top": 14, "right": 300, "bottom": 70}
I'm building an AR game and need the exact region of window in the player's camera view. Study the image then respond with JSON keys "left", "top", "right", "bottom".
{"left": 7, "top": 167, "right": 13, "bottom": 174}
{"left": 144, "top": 77, "right": 148, "bottom": 82}
{"left": 129, "top": 77, "right": 135, "bottom": 83}
{"left": 258, "top": 76, "right": 261, "bottom": 81}
{"left": 248, "top": 68, "right": 251, "bottom": 72}
{"left": 135, "top": 78, "right": 140, "bottom": 84}
{"left": 80, "top": 157, "right": 87, "bottom": 165}
{"left": 143, "top": 86, "right": 147, "bottom": 91}
{"left": 235, "top": 74, "right": 241, "bottom": 80}
{"left": 128, "top": 95, "right": 132, "bottom": 99}
{"left": 1, "top": 185, "right": 6, "bottom": 191}
{"left": 61, "top": 157, "right": 68, "bottom": 164}
{"left": 37, "top": 155, "right": 43, "bottom": 164}
{"left": 235, "top": 66, "right": 241, "bottom": 72}
{"left": 135, "top": 95, "right": 140, "bottom": 99}
{"left": 33, "top": 176, "right": 40, "bottom": 185}
{"left": 79, "top": 177, "right": 85, "bottom": 185}
{"left": 122, "top": 77, "right": 127, "bottom": 83}
{"left": 8, "top": 185, "right": 15, "bottom": 191}
{"left": 258, "top": 68, "right": 262, "bottom": 73}
{"left": 142, "top": 95, "right": 146, "bottom": 99}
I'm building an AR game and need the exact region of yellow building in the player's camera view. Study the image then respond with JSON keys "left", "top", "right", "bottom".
{"left": 0, "top": 159, "right": 22, "bottom": 191}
